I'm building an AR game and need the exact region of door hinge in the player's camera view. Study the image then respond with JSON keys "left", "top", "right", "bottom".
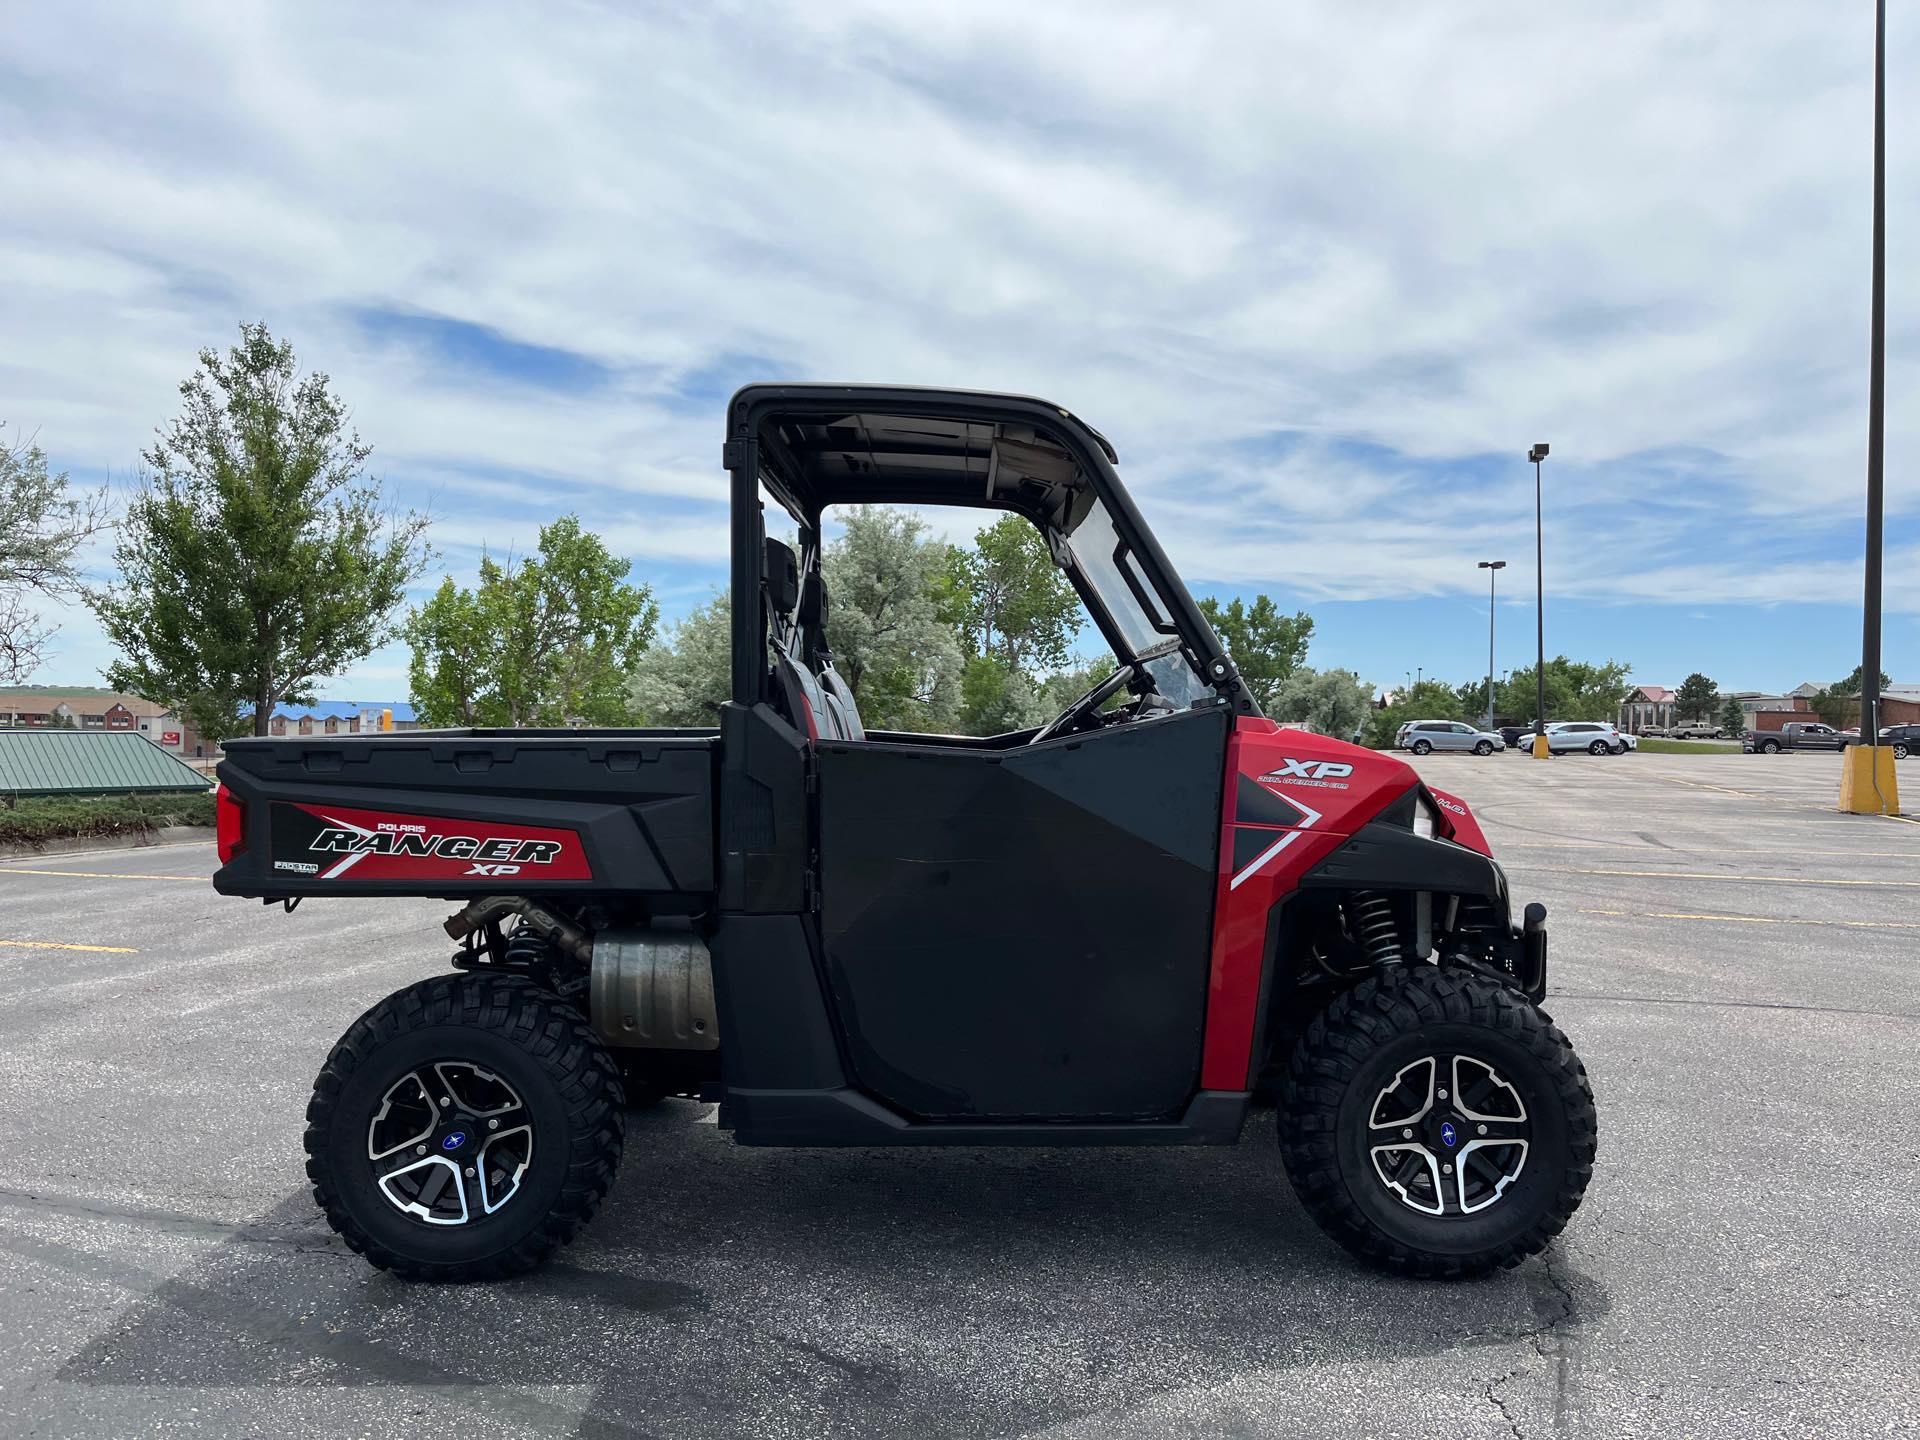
{"left": 803, "top": 865, "right": 819, "bottom": 912}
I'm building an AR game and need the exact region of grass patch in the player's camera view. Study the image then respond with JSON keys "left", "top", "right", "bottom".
{"left": 1633, "top": 738, "right": 1742, "bottom": 755}
{"left": 0, "top": 790, "right": 215, "bottom": 846}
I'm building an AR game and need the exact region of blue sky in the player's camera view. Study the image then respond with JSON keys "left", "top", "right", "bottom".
{"left": 3, "top": 2, "right": 1916, "bottom": 701}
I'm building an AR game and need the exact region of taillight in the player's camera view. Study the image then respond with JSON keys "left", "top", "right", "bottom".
{"left": 215, "top": 784, "right": 247, "bottom": 863}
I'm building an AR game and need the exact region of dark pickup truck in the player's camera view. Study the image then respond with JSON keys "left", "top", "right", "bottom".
{"left": 211, "top": 382, "right": 1595, "bottom": 1285}
{"left": 1743, "top": 722, "right": 1853, "bottom": 754}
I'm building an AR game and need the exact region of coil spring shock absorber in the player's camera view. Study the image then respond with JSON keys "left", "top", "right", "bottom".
{"left": 1345, "top": 891, "right": 1405, "bottom": 972}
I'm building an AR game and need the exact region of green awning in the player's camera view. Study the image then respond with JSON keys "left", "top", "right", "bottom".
{"left": 0, "top": 731, "right": 213, "bottom": 797}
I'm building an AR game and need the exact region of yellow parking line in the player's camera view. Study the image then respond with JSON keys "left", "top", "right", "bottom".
{"left": 0, "top": 867, "right": 204, "bottom": 882}
{"left": 1523, "top": 866, "right": 1920, "bottom": 890}
{"left": 0, "top": 939, "right": 140, "bottom": 953}
{"left": 1578, "top": 908, "right": 1920, "bottom": 932}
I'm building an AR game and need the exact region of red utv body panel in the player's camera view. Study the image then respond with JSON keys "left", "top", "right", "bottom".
{"left": 1202, "top": 719, "right": 1424, "bottom": 1089}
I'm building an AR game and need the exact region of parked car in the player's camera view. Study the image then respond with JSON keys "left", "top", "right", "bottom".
{"left": 1498, "top": 725, "right": 1531, "bottom": 749}
{"left": 1669, "top": 721, "right": 1724, "bottom": 740}
{"left": 1638, "top": 723, "right": 1671, "bottom": 738}
{"left": 1743, "top": 722, "right": 1853, "bottom": 754}
{"left": 1874, "top": 723, "right": 1916, "bottom": 759}
{"left": 1542, "top": 721, "right": 1634, "bottom": 755}
{"left": 1399, "top": 720, "right": 1507, "bottom": 755}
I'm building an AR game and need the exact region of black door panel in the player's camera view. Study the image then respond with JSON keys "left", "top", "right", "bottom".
{"left": 816, "top": 708, "right": 1227, "bottom": 1121}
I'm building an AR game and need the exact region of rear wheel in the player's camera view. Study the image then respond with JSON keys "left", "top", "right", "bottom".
{"left": 1895, "top": 742, "right": 1909, "bottom": 760}
{"left": 306, "top": 972, "right": 624, "bottom": 1281}
{"left": 1759, "top": 739, "right": 1781, "bottom": 754}
{"left": 1279, "top": 967, "right": 1597, "bottom": 1278}
{"left": 1411, "top": 739, "right": 1432, "bottom": 755}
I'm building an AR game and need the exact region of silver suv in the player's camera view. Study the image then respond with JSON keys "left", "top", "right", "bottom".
{"left": 1544, "top": 721, "right": 1634, "bottom": 755}
{"left": 1398, "top": 720, "right": 1507, "bottom": 755}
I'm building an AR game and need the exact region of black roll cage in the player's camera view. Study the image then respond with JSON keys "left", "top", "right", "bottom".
{"left": 722, "top": 383, "right": 1259, "bottom": 721}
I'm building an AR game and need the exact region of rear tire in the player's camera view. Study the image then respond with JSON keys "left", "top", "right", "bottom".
{"left": 306, "top": 972, "right": 624, "bottom": 1281}
{"left": 1412, "top": 740, "right": 1432, "bottom": 755}
{"left": 1588, "top": 740, "right": 1608, "bottom": 755}
{"left": 1278, "top": 967, "right": 1597, "bottom": 1278}
{"left": 1896, "top": 743, "right": 1909, "bottom": 760}
{"left": 1760, "top": 739, "right": 1781, "bottom": 754}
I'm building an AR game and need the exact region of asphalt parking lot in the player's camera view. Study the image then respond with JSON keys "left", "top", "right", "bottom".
{"left": 1, "top": 752, "right": 1916, "bottom": 1438}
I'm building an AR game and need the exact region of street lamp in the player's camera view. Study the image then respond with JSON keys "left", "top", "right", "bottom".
{"left": 1841, "top": 0, "right": 1900, "bottom": 815}
{"left": 1477, "top": 561, "right": 1506, "bottom": 729}
{"left": 1528, "top": 443, "right": 1550, "bottom": 758}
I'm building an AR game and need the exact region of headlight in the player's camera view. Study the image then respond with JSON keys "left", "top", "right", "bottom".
{"left": 1412, "top": 797, "right": 1438, "bottom": 839}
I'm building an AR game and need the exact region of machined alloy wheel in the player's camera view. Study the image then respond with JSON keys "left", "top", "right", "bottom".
{"left": 1588, "top": 740, "right": 1609, "bottom": 756}
{"left": 1474, "top": 740, "right": 1494, "bottom": 756}
{"left": 1412, "top": 739, "right": 1433, "bottom": 756}
{"left": 307, "top": 972, "right": 624, "bottom": 1281}
{"left": 1279, "top": 966, "right": 1597, "bottom": 1278}
{"left": 1895, "top": 743, "right": 1909, "bottom": 760}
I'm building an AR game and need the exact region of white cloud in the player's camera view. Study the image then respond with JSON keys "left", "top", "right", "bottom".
{"left": 2, "top": 0, "right": 1916, "bottom": 695}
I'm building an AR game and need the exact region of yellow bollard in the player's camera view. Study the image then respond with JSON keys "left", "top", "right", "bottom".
{"left": 1838, "top": 745, "right": 1901, "bottom": 814}
{"left": 1531, "top": 732, "right": 1551, "bottom": 759}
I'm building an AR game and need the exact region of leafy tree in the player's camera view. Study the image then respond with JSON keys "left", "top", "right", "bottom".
{"left": 90, "top": 324, "right": 429, "bottom": 739}
{"left": 1719, "top": 695, "right": 1746, "bottom": 737}
{"left": 957, "top": 653, "right": 1048, "bottom": 735}
{"left": 1675, "top": 672, "right": 1719, "bottom": 722}
{"left": 1810, "top": 666, "right": 1892, "bottom": 728}
{"left": 1361, "top": 679, "right": 1466, "bottom": 749}
{"left": 1496, "top": 657, "right": 1633, "bottom": 726}
{"left": 630, "top": 593, "right": 732, "bottom": 726}
{"left": 1273, "top": 666, "right": 1373, "bottom": 741}
{"left": 1, "top": 426, "right": 111, "bottom": 683}
{"left": 824, "top": 508, "right": 963, "bottom": 731}
{"left": 408, "top": 515, "right": 656, "bottom": 727}
{"left": 939, "top": 514, "right": 1081, "bottom": 673}
{"left": 1196, "top": 595, "right": 1313, "bottom": 713}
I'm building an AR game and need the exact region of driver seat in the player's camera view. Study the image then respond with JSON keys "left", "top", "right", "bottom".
{"left": 764, "top": 539, "right": 843, "bottom": 741}
{"left": 799, "top": 572, "right": 865, "bottom": 741}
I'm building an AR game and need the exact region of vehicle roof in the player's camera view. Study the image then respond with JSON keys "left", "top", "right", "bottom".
{"left": 731, "top": 382, "right": 1119, "bottom": 522}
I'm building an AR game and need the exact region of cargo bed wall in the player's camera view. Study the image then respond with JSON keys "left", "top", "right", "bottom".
{"left": 212, "top": 730, "right": 717, "bottom": 899}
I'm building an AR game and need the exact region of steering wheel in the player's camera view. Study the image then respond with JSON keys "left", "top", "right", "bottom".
{"left": 1031, "top": 665, "right": 1136, "bottom": 744}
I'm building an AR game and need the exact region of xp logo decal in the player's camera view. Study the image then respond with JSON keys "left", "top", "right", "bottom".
{"left": 1258, "top": 758, "right": 1354, "bottom": 792}
{"left": 1440, "top": 1122, "right": 1458, "bottom": 1148}
{"left": 442, "top": 1131, "right": 467, "bottom": 1151}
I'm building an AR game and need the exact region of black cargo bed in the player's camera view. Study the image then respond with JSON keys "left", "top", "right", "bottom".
{"left": 213, "top": 727, "right": 717, "bottom": 900}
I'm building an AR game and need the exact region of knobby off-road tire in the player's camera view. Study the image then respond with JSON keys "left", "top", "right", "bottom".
{"left": 306, "top": 972, "right": 624, "bottom": 1281}
{"left": 1279, "top": 966, "right": 1596, "bottom": 1279}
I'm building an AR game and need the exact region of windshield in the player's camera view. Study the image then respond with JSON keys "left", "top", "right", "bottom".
{"left": 1060, "top": 501, "right": 1211, "bottom": 708}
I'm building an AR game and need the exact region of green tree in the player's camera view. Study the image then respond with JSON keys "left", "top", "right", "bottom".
{"left": 90, "top": 324, "right": 429, "bottom": 739}
{"left": 1273, "top": 666, "right": 1373, "bottom": 740}
{"left": 825, "top": 508, "right": 963, "bottom": 731}
{"left": 940, "top": 514, "right": 1081, "bottom": 672}
{"left": 1810, "top": 666, "right": 1891, "bottom": 729}
{"left": 1196, "top": 595, "right": 1313, "bottom": 713}
{"left": 1, "top": 426, "right": 111, "bottom": 683}
{"left": 1719, "top": 695, "right": 1746, "bottom": 736}
{"left": 1496, "top": 657, "right": 1633, "bottom": 726}
{"left": 1675, "top": 672, "right": 1719, "bottom": 722}
{"left": 407, "top": 516, "right": 656, "bottom": 727}
{"left": 958, "top": 652, "right": 1047, "bottom": 735}
{"left": 1361, "top": 679, "right": 1464, "bottom": 749}
{"left": 630, "top": 593, "right": 732, "bottom": 726}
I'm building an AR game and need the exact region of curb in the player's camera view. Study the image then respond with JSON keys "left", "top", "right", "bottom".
{"left": 0, "top": 825, "right": 215, "bottom": 863}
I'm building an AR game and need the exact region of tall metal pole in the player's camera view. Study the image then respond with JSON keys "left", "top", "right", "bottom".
{"left": 1860, "top": 0, "right": 1886, "bottom": 746}
{"left": 1479, "top": 560, "right": 1505, "bottom": 729}
{"left": 1529, "top": 445, "right": 1549, "bottom": 752}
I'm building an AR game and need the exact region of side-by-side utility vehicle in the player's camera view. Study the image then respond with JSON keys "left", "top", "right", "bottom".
{"left": 213, "top": 385, "right": 1596, "bottom": 1281}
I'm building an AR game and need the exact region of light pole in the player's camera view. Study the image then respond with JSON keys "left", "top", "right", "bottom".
{"left": 1528, "top": 444, "right": 1550, "bottom": 758}
{"left": 1841, "top": 0, "right": 1900, "bottom": 814}
{"left": 1478, "top": 560, "right": 1506, "bottom": 730}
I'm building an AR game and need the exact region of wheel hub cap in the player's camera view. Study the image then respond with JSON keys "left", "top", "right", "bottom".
{"left": 367, "top": 1061, "right": 533, "bottom": 1226}
{"left": 1367, "top": 1054, "right": 1531, "bottom": 1216}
